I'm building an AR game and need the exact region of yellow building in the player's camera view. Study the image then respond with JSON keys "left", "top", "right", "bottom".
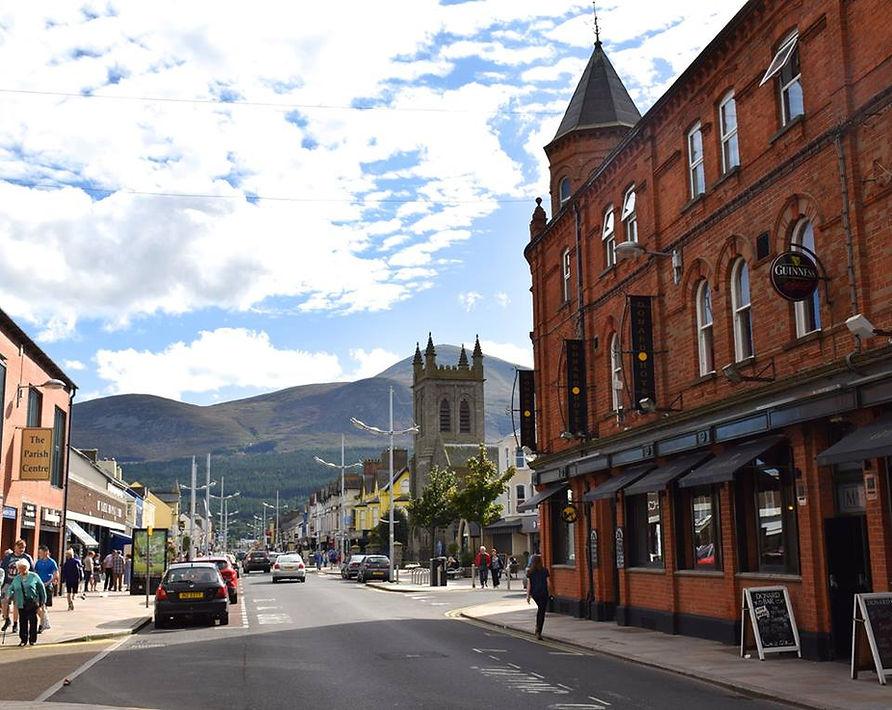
{"left": 353, "top": 466, "right": 411, "bottom": 538}
{"left": 129, "top": 482, "right": 177, "bottom": 533}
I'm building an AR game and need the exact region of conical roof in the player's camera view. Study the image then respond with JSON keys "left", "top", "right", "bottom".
{"left": 552, "top": 42, "right": 640, "bottom": 143}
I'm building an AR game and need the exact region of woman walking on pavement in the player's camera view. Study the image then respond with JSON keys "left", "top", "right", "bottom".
{"left": 474, "top": 546, "right": 490, "bottom": 588}
{"left": 61, "top": 549, "right": 83, "bottom": 610}
{"left": 6, "top": 559, "right": 46, "bottom": 646}
{"left": 489, "top": 548, "right": 503, "bottom": 588}
{"left": 526, "top": 554, "right": 552, "bottom": 640}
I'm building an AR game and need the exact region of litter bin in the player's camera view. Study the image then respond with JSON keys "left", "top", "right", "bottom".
{"left": 429, "top": 557, "right": 447, "bottom": 586}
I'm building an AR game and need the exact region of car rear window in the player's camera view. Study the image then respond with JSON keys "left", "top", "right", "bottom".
{"left": 366, "top": 556, "right": 388, "bottom": 564}
{"left": 166, "top": 568, "right": 219, "bottom": 584}
{"left": 349, "top": 556, "right": 365, "bottom": 563}
{"left": 248, "top": 553, "right": 267, "bottom": 559}
{"left": 279, "top": 555, "right": 303, "bottom": 563}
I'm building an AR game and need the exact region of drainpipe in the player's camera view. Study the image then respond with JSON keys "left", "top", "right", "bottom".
{"left": 834, "top": 132, "right": 859, "bottom": 315}
{"left": 60, "top": 384, "right": 77, "bottom": 558}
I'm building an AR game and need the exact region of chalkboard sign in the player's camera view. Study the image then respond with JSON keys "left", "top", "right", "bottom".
{"left": 590, "top": 529, "right": 599, "bottom": 569}
{"left": 740, "top": 586, "right": 801, "bottom": 660}
{"left": 614, "top": 527, "right": 624, "bottom": 569}
{"left": 852, "top": 593, "right": 892, "bottom": 685}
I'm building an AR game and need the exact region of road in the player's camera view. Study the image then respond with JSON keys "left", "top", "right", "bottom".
{"left": 47, "top": 571, "right": 789, "bottom": 709}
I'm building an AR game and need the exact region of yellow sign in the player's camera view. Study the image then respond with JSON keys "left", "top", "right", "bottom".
{"left": 147, "top": 526, "right": 154, "bottom": 537}
{"left": 20, "top": 428, "right": 53, "bottom": 481}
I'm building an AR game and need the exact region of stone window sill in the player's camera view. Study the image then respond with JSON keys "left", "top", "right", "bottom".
{"left": 692, "top": 371, "right": 717, "bottom": 386}
{"left": 713, "top": 165, "right": 740, "bottom": 189}
{"left": 675, "top": 569, "right": 724, "bottom": 578}
{"left": 782, "top": 329, "right": 823, "bottom": 351}
{"left": 552, "top": 564, "right": 577, "bottom": 570}
{"left": 625, "top": 566, "right": 665, "bottom": 574}
{"left": 770, "top": 114, "right": 805, "bottom": 144}
{"left": 735, "top": 572, "right": 801, "bottom": 582}
{"left": 681, "top": 192, "right": 707, "bottom": 214}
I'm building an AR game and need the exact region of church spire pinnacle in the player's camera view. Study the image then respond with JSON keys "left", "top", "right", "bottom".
{"left": 424, "top": 332, "right": 437, "bottom": 369}
{"left": 593, "top": 2, "right": 601, "bottom": 46}
{"left": 458, "top": 344, "right": 469, "bottom": 369}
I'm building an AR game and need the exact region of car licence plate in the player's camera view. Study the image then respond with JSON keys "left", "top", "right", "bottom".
{"left": 179, "top": 592, "right": 203, "bottom": 600}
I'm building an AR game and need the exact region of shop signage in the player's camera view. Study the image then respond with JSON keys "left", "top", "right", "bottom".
{"left": 561, "top": 505, "right": 578, "bottom": 524}
{"left": 852, "top": 592, "right": 892, "bottom": 685}
{"left": 590, "top": 529, "right": 599, "bottom": 569}
{"left": 837, "top": 481, "right": 866, "bottom": 514}
{"left": 614, "top": 527, "right": 625, "bottom": 569}
{"left": 2, "top": 506, "right": 16, "bottom": 521}
{"left": 41, "top": 507, "right": 62, "bottom": 528}
{"left": 564, "top": 339, "right": 588, "bottom": 435}
{"left": 740, "top": 586, "right": 801, "bottom": 661}
{"left": 21, "top": 503, "right": 37, "bottom": 530}
{"left": 132, "top": 528, "right": 169, "bottom": 595}
{"left": 769, "top": 251, "right": 820, "bottom": 302}
{"left": 19, "top": 427, "right": 53, "bottom": 481}
{"left": 518, "top": 369, "right": 537, "bottom": 451}
{"left": 629, "top": 296, "right": 655, "bottom": 410}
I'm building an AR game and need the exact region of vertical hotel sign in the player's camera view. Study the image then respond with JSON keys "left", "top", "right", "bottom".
{"left": 565, "top": 339, "right": 588, "bottom": 435}
{"left": 518, "top": 370, "right": 537, "bottom": 452}
{"left": 629, "top": 296, "right": 656, "bottom": 410}
{"left": 20, "top": 428, "right": 53, "bottom": 481}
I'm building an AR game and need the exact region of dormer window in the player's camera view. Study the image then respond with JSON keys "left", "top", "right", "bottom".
{"left": 559, "top": 177, "right": 571, "bottom": 206}
{"left": 621, "top": 186, "right": 637, "bottom": 242}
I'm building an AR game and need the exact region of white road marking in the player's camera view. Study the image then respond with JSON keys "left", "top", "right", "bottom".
{"left": 508, "top": 663, "right": 521, "bottom": 669}
{"left": 257, "top": 613, "right": 292, "bottom": 625}
{"left": 472, "top": 648, "right": 507, "bottom": 653}
{"left": 488, "top": 655, "right": 500, "bottom": 660}
{"left": 35, "top": 634, "right": 132, "bottom": 702}
{"left": 252, "top": 598, "right": 274, "bottom": 602}
{"left": 549, "top": 651, "right": 582, "bottom": 656}
{"left": 430, "top": 602, "right": 450, "bottom": 606}
{"left": 589, "top": 697, "right": 611, "bottom": 706}
{"left": 255, "top": 605, "right": 279, "bottom": 610}
{"left": 474, "top": 665, "right": 569, "bottom": 695}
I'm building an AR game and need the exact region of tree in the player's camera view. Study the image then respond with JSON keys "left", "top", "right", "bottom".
{"left": 451, "top": 444, "right": 513, "bottom": 550}
{"left": 409, "top": 466, "right": 458, "bottom": 559}
{"left": 375, "top": 507, "right": 408, "bottom": 559}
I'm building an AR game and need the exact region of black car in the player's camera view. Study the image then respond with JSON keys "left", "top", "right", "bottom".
{"left": 242, "top": 550, "right": 271, "bottom": 574}
{"left": 154, "top": 563, "right": 229, "bottom": 628}
{"left": 340, "top": 554, "right": 366, "bottom": 579}
{"left": 357, "top": 555, "right": 390, "bottom": 583}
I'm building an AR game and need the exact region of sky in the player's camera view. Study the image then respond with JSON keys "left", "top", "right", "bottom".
{"left": 0, "top": 0, "right": 745, "bottom": 404}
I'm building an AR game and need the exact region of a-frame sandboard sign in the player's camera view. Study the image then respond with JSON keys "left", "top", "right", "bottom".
{"left": 740, "top": 586, "right": 801, "bottom": 660}
{"left": 851, "top": 593, "right": 892, "bottom": 685}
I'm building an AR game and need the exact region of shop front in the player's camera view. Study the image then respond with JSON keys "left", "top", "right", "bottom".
{"left": 65, "top": 479, "right": 130, "bottom": 558}
{"left": 39, "top": 507, "right": 62, "bottom": 559}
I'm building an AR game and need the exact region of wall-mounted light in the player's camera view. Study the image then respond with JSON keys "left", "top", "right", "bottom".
{"left": 16, "top": 378, "right": 68, "bottom": 407}
{"left": 638, "top": 393, "right": 683, "bottom": 414}
{"left": 845, "top": 313, "right": 892, "bottom": 339}
{"left": 721, "top": 361, "right": 775, "bottom": 385}
{"left": 614, "top": 241, "right": 683, "bottom": 285}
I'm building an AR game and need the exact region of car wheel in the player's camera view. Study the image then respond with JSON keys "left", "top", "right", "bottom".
{"left": 154, "top": 615, "right": 166, "bottom": 629}
{"left": 272, "top": 577, "right": 279, "bottom": 584}
{"left": 219, "top": 614, "right": 229, "bottom": 626}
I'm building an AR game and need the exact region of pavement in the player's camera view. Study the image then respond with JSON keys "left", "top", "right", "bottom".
{"left": 459, "top": 598, "right": 892, "bottom": 710}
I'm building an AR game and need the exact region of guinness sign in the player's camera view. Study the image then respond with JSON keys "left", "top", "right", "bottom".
{"left": 518, "top": 370, "right": 537, "bottom": 452}
{"left": 770, "top": 251, "right": 820, "bottom": 302}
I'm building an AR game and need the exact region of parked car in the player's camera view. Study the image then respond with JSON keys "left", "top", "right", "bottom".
{"left": 235, "top": 551, "right": 247, "bottom": 562}
{"left": 357, "top": 555, "right": 391, "bottom": 583}
{"left": 272, "top": 553, "right": 306, "bottom": 583}
{"left": 193, "top": 556, "right": 239, "bottom": 604}
{"left": 242, "top": 551, "right": 271, "bottom": 574}
{"left": 154, "top": 563, "right": 229, "bottom": 628}
{"left": 340, "top": 554, "right": 366, "bottom": 579}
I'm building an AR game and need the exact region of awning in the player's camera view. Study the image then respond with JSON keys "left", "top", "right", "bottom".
{"left": 66, "top": 511, "right": 126, "bottom": 532}
{"left": 485, "top": 518, "right": 522, "bottom": 531}
{"left": 582, "top": 464, "right": 654, "bottom": 502}
{"left": 110, "top": 531, "right": 132, "bottom": 541}
{"left": 679, "top": 434, "right": 787, "bottom": 488}
{"left": 66, "top": 519, "right": 100, "bottom": 547}
{"left": 624, "top": 451, "right": 714, "bottom": 496}
{"left": 517, "top": 483, "right": 565, "bottom": 512}
{"left": 816, "top": 416, "right": 892, "bottom": 466}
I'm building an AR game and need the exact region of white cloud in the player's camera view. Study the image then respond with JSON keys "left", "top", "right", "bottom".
{"left": 480, "top": 339, "right": 533, "bottom": 368}
{"left": 495, "top": 292, "right": 511, "bottom": 308}
{"left": 349, "top": 348, "right": 401, "bottom": 380}
{"left": 62, "top": 359, "right": 86, "bottom": 371}
{"left": 458, "top": 291, "right": 483, "bottom": 312}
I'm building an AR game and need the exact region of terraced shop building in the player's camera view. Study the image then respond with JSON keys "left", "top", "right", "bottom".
{"left": 522, "top": 0, "right": 891, "bottom": 662}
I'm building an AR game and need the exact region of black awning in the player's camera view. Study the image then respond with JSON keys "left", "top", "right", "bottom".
{"left": 517, "top": 483, "right": 565, "bottom": 512}
{"left": 817, "top": 417, "right": 892, "bottom": 466}
{"left": 678, "top": 434, "right": 787, "bottom": 488}
{"left": 485, "top": 518, "right": 523, "bottom": 531}
{"left": 623, "top": 451, "right": 714, "bottom": 496}
{"left": 582, "top": 464, "right": 654, "bottom": 502}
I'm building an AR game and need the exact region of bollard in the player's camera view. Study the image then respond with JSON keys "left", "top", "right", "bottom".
{"left": 471, "top": 564, "right": 476, "bottom": 589}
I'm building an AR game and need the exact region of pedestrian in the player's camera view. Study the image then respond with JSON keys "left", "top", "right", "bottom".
{"left": 82, "top": 550, "right": 95, "bottom": 596}
{"left": 6, "top": 559, "right": 46, "bottom": 646}
{"left": 508, "top": 555, "right": 519, "bottom": 580}
{"left": 102, "top": 551, "right": 114, "bottom": 591}
{"left": 314, "top": 550, "right": 322, "bottom": 571}
{"left": 34, "top": 545, "right": 58, "bottom": 633}
{"left": 328, "top": 548, "right": 337, "bottom": 568}
{"left": 123, "top": 554, "right": 132, "bottom": 591}
{"left": 61, "top": 549, "right": 83, "bottom": 610}
{"left": 474, "top": 545, "right": 490, "bottom": 588}
{"left": 112, "top": 550, "right": 125, "bottom": 592}
{"left": 526, "top": 553, "right": 552, "bottom": 640}
{"left": 489, "top": 548, "right": 503, "bottom": 588}
{"left": 1, "top": 540, "right": 34, "bottom": 634}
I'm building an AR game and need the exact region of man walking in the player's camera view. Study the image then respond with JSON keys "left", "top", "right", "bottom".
{"left": 112, "top": 550, "right": 125, "bottom": 592}
{"left": 33, "top": 545, "right": 58, "bottom": 632}
{"left": 102, "top": 551, "right": 114, "bottom": 591}
{"left": 6, "top": 559, "right": 45, "bottom": 646}
{"left": 474, "top": 546, "right": 490, "bottom": 588}
{"left": 1, "top": 541, "right": 34, "bottom": 633}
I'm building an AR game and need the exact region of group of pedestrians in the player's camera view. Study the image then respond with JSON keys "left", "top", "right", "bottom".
{"left": 473, "top": 545, "right": 508, "bottom": 588}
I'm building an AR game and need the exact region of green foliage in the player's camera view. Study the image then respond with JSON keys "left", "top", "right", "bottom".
{"left": 451, "top": 444, "right": 513, "bottom": 532}
{"left": 447, "top": 542, "right": 459, "bottom": 557}
{"left": 375, "top": 507, "right": 408, "bottom": 558}
{"left": 409, "top": 466, "right": 457, "bottom": 557}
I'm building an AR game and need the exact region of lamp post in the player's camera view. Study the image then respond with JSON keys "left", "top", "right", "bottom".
{"left": 351, "top": 385, "right": 418, "bottom": 583}
{"left": 315, "top": 434, "right": 363, "bottom": 563}
{"left": 262, "top": 501, "right": 276, "bottom": 550}
{"left": 211, "top": 490, "right": 240, "bottom": 553}
{"left": 179, "top": 457, "right": 216, "bottom": 559}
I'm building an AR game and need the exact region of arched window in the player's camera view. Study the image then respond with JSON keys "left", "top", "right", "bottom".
{"left": 610, "top": 334, "right": 623, "bottom": 411}
{"left": 621, "top": 186, "right": 637, "bottom": 243}
{"left": 459, "top": 400, "right": 471, "bottom": 433}
{"left": 602, "top": 206, "right": 615, "bottom": 268}
{"left": 731, "top": 258, "right": 754, "bottom": 361}
{"left": 696, "top": 280, "right": 715, "bottom": 375}
{"left": 559, "top": 177, "right": 571, "bottom": 206}
{"left": 792, "top": 219, "right": 821, "bottom": 336}
{"left": 439, "top": 398, "right": 451, "bottom": 433}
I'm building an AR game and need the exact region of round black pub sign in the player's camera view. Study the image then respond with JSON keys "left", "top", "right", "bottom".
{"left": 770, "top": 250, "right": 820, "bottom": 301}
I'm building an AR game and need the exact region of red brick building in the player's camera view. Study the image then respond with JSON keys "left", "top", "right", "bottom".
{"left": 522, "top": 0, "right": 891, "bottom": 661}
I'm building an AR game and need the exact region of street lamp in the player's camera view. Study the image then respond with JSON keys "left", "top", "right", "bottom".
{"left": 211, "top": 490, "right": 240, "bottom": 553}
{"left": 262, "top": 500, "right": 278, "bottom": 550}
{"left": 315, "top": 434, "right": 363, "bottom": 562}
{"left": 351, "top": 385, "right": 419, "bottom": 583}
{"left": 614, "top": 240, "right": 683, "bottom": 285}
{"left": 179, "top": 456, "right": 216, "bottom": 560}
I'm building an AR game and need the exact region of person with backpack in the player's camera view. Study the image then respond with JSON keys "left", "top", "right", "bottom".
{"left": 33, "top": 545, "right": 58, "bottom": 633}
{"left": 61, "top": 549, "right": 84, "bottom": 610}
{"left": 6, "top": 559, "right": 46, "bottom": 646}
{"left": 1, "top": 540, "right": 34, "bottom": 634}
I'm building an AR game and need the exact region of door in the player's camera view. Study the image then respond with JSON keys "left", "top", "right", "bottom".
{"left": 825, "top": 516, "right": 871, "bottom": 660}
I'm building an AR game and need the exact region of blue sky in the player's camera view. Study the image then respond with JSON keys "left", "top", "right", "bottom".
{"left": 0, "top": 0, "right": 744, "bottom": 404}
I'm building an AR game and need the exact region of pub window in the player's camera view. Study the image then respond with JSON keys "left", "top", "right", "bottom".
{"left": 626, "top": 491, "right": 663, "bottom": 568}
{"left": 27, "top": 387, "right": 42, "bottom": 427}
{"left": 562, "top": 248, "right": 571, "bottom": 302}
{"left": 792, "top": 219, "right": 821, "bottom": 336}
{"left": 731, "top": 258, "right": 754, "bottom": 361}
{"left": 696, "top": 280, "right": 715, "bottom": 376}
{"left": 51, "top": 407, "right": 66, "bottom": 488}
{"left": 459, "top": 399, "right": 471, "bottom": 433}
{"left": 610, "top": 334, "right": 623, "bottom": 412}
{"left": 559, "top": 177, "right": 571, "bottom": 206}
{"left": 439, "top": 398, "right": 451, "bottom": 433}
{"left": 687, "top": 122, "right": 705, "bottom": 198}
{"left": 550, "top": 489, "right": 576, "bottom": 565}
{"left": 718, "top": 92, "right": 739, "bottom": 173}
{"left": 734, "top": 444, "right": 800, "bottom": 575}
{"left": 621, "top": 186, "right": 637, "bottom": 243}
{"left": 674, "top": 485, "right": 722, "bottom": 570}
{"left": 602, "top": 205, "right": 616, "bottom": 269}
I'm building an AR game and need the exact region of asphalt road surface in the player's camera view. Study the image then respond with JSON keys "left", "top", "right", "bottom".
{"left": 49, "top": 571, "right": 790, "bottom": 709}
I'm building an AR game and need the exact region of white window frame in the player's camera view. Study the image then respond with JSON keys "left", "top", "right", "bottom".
{"left": 779, "top": 42, "right": 803, "bottom": 126}
{"left": 731, "top": 258, "right": 754, "bottom": 362}
{"left": 621, "top": 186, "right": 637, "bottom": 243}
{"left": 562, "top": 248, "right": 571, "bottom": 302}
{"left": 559, "top": 177, "right": 571, "bottom": 206}
{"left": 718, "top": 92, "right": 739, "bottom": 173}
{"left": 687, "top": 122, "right": 705, "bottom": 198}
{"left": 696, "top": 280, "right": 715, "bottom": 376}
{"left": 602, "top": 206, "right": 616, "bottom": 268}
{"left": 760, "top": 32, "right": 798, "bottom": 86}
{"left": 610, "top": 333, "right": 623, "bottom": 411}
{"left": 792, "top": 219, "right": 821, "bottom": 337}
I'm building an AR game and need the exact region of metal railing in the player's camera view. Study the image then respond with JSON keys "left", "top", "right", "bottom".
{"left": 410, "top": 567, "right": 430, "bottom": 585}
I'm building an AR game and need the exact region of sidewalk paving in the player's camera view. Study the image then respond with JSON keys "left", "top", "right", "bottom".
{"left": 459, "top": 598, "right": 892, "bottom": 710}
{"left": 0, "top": 590, "right": 151, "bottom": 648}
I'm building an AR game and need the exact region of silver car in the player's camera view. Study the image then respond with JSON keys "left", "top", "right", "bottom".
{"left": 272, "top": 553, "right": 307, "bottom": 583}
